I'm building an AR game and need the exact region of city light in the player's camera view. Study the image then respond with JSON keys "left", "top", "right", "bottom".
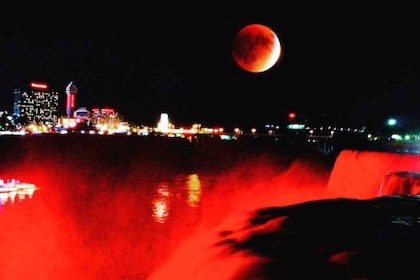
{"left": 30, "top": 82, "right": 48, "bottom": 89}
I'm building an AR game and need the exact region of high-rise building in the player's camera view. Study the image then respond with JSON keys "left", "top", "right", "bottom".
{"left": 13, "top": 82, "right": 59, "bottom": 124}
{"left": 66, "top": 81, "right": 78, "bottom": 117}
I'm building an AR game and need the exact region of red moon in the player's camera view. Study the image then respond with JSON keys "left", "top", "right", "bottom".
{"left": 232, "top": 24, "right": 281, "bottom": 73}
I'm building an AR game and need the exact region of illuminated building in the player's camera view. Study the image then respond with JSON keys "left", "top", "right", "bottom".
{"left": 13, "top": 82, "right": 59, "bottom": 124}
{"left": 91, "top": 108, "right": 118, "bottom": 126}
{"left": 73, "top": 107, "right": 90, "bottom": 119}
{"left": 157, "top": 113, "right": 169, "bottom": 133}
{"left": 66, "top": 81, "right": 78, "bottom": 117}
{"left": 56, "top": 107, "right": 91, "bottom": 131}
{"left": 56, "top": 107, "right": 127, "bottom": 134}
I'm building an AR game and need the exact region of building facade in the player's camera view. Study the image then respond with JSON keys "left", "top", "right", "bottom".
{"left": 13, "top": 82, "right": 59, "bottom": 125}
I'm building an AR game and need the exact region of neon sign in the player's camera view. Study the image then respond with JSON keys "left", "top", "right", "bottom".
{"left": 30, "top": 82, "right": 48, "bottom": 90}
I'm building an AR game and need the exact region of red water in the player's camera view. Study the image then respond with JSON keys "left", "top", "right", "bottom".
{"left": 149, "top": 149, "right": 420, "bottom": 280}
{"left": 327, "top": 149, "right": 420, "bottom": 198}
{"left": 1, "top": 146, "right": 420, "bottom": 279}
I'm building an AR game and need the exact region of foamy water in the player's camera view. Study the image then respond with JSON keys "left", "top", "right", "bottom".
{"left": 0, "top": 135, "right": 419, "bottom": 279}
{"left": 149, "top": 149, "right": 420, "bottom": 279}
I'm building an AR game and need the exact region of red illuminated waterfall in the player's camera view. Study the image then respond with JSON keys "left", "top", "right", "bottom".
{"left": 149, "top": 149, "right": 420, "bottom": 280}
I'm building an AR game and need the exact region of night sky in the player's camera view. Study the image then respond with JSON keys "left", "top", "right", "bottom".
{"left": 1, "top": 4, "right": 420, "bottom": 129}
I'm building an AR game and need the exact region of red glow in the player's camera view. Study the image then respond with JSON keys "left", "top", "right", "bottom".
{"left": 30, "top": 82, "right": 48, "bottom": 90}
{"left": 327, "top": 149, "right": 420, "bottom": 198}
{"left": 288, "top": 112, "right": 296, "bottom": 120}
{"left": 149, "top": 150, "right": 420, "bottom": 279}
{"left": 66, "top": 94, "right": 75, "bottom": 109}
{"left": 232, "top": 24, "right": 281, "bottom": 73}
{"left": 2, "top": 142, "right": 420, "bottom": 279}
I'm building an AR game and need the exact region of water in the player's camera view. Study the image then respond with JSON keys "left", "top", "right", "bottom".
{"left": 0, "top": 135, "right": 419, "bottom": 279}
{"left": 0, "top": 134, "right": 307, "bottom": 279}
{"left": 150, "top": 149, "right": 420, "bottom": 280}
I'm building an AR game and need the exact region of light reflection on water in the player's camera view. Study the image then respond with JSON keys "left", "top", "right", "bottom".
{"left": 152, "top": 183, "right": 170, "bottom": 223}
{"left": 186, "top": 174, "right": 202, "bottom": 208}
{"left": 4, "top": 136, "right": 420, "bottom": 279}
{"left": 0, "top": 134, "right": 297, "bottom": 279}
{"left": 0, "top": 173, "right": 212, "bottom": 226}
{"left": 152, "top": 173, "right": 205, "bottom": 224}
{"left": 0, "top": 171, "right": 216, "bottom": 279}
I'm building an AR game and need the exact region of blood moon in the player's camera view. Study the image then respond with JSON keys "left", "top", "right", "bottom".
{"left": 232, "top": 24, "right": 281, "bottom": 73}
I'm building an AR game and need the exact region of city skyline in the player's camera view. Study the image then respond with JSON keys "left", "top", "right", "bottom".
{"left": 2, "top": 79, "right": 370, "bottom": 131}
{"left": 1, "top": 4, "right": 420, "bottom": 129}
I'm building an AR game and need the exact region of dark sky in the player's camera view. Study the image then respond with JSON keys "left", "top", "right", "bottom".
{"left": 1, "top": 4, "right": 420, "bottom": 128}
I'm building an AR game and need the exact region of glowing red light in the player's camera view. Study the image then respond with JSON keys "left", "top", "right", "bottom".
{"left": 102, "top": 108, "right": 115, "bottom": 113}
{"left": 30, "top": 82, "right": 48, "bottom": 90}
{"left": 288, "top": 112, "right": 296, "bottom": 120}
{"left": 66, "top": 94, "right": 75, "bottom": 109}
